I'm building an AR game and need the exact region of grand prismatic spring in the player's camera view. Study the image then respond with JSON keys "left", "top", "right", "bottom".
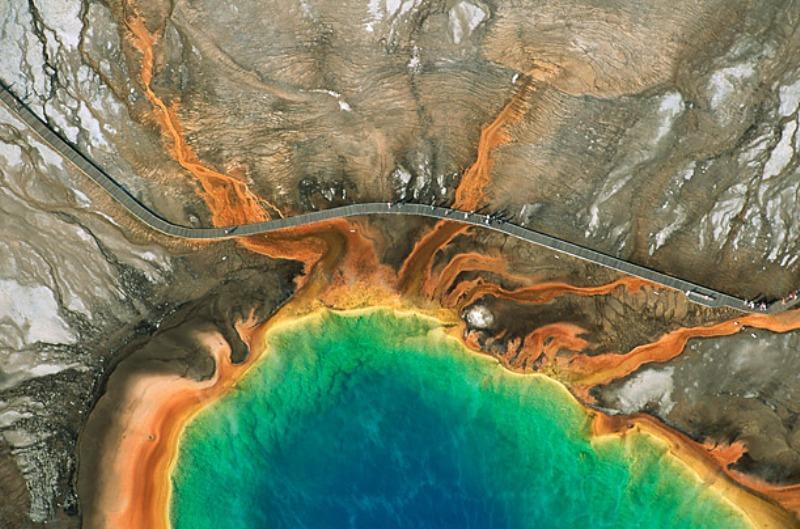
{"left": 168, "top": 309, "right": 759, "bottom": 529}
{"left": 8, "top": 2, "right": 800, "bottom": 528}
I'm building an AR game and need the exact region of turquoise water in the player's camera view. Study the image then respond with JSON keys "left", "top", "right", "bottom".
{"left": 170, "top": 309, "right": 750, "bottom": 529}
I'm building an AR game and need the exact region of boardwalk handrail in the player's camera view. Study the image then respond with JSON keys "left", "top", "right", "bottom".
{"left": 1, "top": 82, "right": 795, "bottom": 315}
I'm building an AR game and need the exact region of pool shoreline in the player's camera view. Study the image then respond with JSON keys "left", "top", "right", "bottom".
{"left": 84, "top": 305, "right": 797, "bottom": 529}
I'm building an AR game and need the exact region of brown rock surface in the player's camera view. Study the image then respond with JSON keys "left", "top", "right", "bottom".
{"left": 3, "top": 0, "right": 800, "bottom": 526}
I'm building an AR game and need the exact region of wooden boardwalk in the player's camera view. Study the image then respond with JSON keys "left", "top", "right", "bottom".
{"left": 2, "top": 82, "right": 794, "bottom": 315}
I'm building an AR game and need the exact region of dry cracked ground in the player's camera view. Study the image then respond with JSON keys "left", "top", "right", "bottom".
{"left": 2, "top": 0, "right": 800, "bottom": 527}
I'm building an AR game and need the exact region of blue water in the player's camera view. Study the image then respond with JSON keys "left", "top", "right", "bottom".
{"left": 170, "top": 309, "right": 750, "bottom": 529}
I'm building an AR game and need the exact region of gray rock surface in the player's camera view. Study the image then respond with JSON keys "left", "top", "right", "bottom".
{"left": 597, "top": 329, "right": 800, "bottom": 483}
{"left": 2, "top": 0, "right": 800, "bottom": 526}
